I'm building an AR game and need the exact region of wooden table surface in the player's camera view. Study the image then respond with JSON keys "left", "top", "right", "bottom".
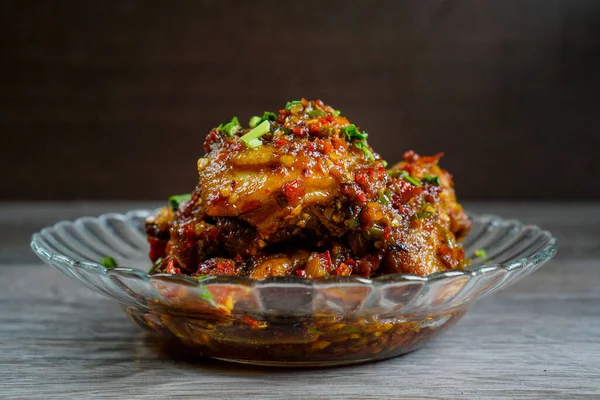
{"left": 1, "top": 202, "right": 598, "bottom": 399}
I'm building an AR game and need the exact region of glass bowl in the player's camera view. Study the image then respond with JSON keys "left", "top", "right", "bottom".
{"left": 31, "top": 210, "right": 557, "bottom": 367}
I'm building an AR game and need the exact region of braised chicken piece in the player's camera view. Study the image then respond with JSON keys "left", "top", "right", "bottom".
{"left": 146, "top": 99, "right": 471, "bottom": 278}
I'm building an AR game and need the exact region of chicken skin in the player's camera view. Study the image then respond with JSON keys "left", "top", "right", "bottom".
{"left": 146, "top": 99, "right": 471, "bottom": 279}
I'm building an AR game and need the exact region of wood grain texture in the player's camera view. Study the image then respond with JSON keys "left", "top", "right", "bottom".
{"left": 1, "top": 1, "right": 600, "bottom": 201}
{"left": 1, "top": 202, "right": 599, "bottom": 399}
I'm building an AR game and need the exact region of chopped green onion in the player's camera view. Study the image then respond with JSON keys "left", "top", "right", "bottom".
{"left": 341, "top": 124, "right": 368, "bottom": 141}
{"left": 423, "top": 175, "right": 441, "bottom": 186}
{"left": 248, "top": 116, "right": 262, "bottom": 128}
{"left": 367, "top": 225, "right": 385, "bottom": 239}
{"left": 340, "top": 124, "right": 373, "bottom": 161}
{"left": 262, "top": 111, "right": 277, "bottom": 121}
{"left": 240, "top": 120, "right": 270, "bottom": 148}
{"left": 387, "top": 170, "right": 421, "bottom": 187}
{"left": 354, "top": 142, "right": 375, "bottom": 162}
{"left": 414, "top": 211, "right": 433, "bottom": 219}
{"left": 169, "top": 193, "right": 192, "bottom": 211}
{"left": 382, "top": 160, "right": 388, "bottom": 168}
{"left": 308, "top": 109, "right": 326, "bottom": 118}
{"left": 379, "top": 190, "right": 391, "bottom": 205}
{"left": 217, "top": 116, "right": 240, "bottom": 136}
{"left": 244, "top": 138, "right": 262, "bottom": 148}
{"left": 285, "top": 100, "right": 303, "bottom": 110}
{"left": 475, "top": 249, "right": 487, "bottom": 259}
{"left": 100, "top": 256, "right": 117, "bottom": 269}
{"left": 148, "top": 258, "right": 163, "bottom": 274}
{"left": 332, "top": 109, "right": 341, "bottom": 117}
{"left": 404, "top": 175, "right": 421, "bottom": 187}
{"left": 344, "top": 219, "right": 360, "bottom": 229}
{"left": 249, "top": 112, "right": 277, "bottom": 128}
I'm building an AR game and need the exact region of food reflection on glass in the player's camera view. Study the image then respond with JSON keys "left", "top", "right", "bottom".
{"left": 146, "top": 98, "right": 472, "bottom": 280}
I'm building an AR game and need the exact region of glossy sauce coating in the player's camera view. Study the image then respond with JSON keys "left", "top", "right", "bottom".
{"left": 146, "top": 99, "right": 471, "bottom": 278}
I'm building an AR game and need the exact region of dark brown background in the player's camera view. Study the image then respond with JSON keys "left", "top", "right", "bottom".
{"left": 1, "top": 0, "right": 599, "bottom": 200}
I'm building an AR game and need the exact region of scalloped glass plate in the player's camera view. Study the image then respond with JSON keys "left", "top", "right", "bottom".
{"left": 31, "top": 210, "right": 557, "bottom": 367}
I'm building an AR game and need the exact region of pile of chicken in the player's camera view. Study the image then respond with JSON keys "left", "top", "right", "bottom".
{"left": 146, "top": 99, "right": 471, "bottom": 279}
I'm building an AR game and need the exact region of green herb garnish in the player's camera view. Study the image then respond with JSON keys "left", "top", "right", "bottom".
{"left": 100, "top": 256, "right": 117, "bottom": 269}
{"left": 340, "top": 124, "right": 373, "bottom": 161}
{"left": 217, "top": 116, "right": 240, "bottom": 136}
{"left": 354, "top": 142, "right": 375, "bottom": 162}
{"left": 285, "top": 100, "right": 303, "bottom": 110}
{"left": 332, "top": 109, "right": 341, "bottom": 117}
{"left": 387, "top": 170, "right": 421, "bottom": 187}
{"left": 244, "top": 138, "right": 262, "bottom": 148}
{"left": 475, "top": 249, "right": 487, "bottom": 259}
{"left": 367, "top": 225, "right": 385, "bottom": 239}
{"left": 423, "top": 175, "right": 441, "bottom": 186}
{"left": 169, "top": 193, "right": 192, "bottom": 211}
{"left": 341, "top": 124, "right": 368, "bottom": 141}
{"left": 405, "top": 174, "right": 421, "bottom": 186}
{"left": 379, "top": 189, "right": 391, "bottom": 205}
{"left": 308, "top": 109, "right": 326, "bottom": 118}
{"left": 344, "top": 219, "right": 360, "bottom": 229}
{"left": 382, "top": 160, "right": 388, "bottom": 168}
{"left": 263, "top": 111, "right": 277, "bottom": 121}
{"left": 248, "top": 116, "right": 262, "bottom": 129}
{"left": 414, "top": 211, "right": 433, "bottom": 219}
{"left": 248, "top": 112, "right": 277, "bottom": 129}
{"left": 148, "top": 258, "right": 163, "bottom": 274}
{"left": 241, "top": 120, "right": 270, "bottom": 148}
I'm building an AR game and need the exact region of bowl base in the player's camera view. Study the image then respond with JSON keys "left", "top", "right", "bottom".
{"left": 210, "top": 353, "right": 413, "bottom": 367}
{"left": 126, "top": 306, "right": 471, "bottom": 367}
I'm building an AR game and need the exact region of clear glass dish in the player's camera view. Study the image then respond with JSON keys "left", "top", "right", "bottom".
{"left": 31, "top": 210, "right": 557, "bottom": 367}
